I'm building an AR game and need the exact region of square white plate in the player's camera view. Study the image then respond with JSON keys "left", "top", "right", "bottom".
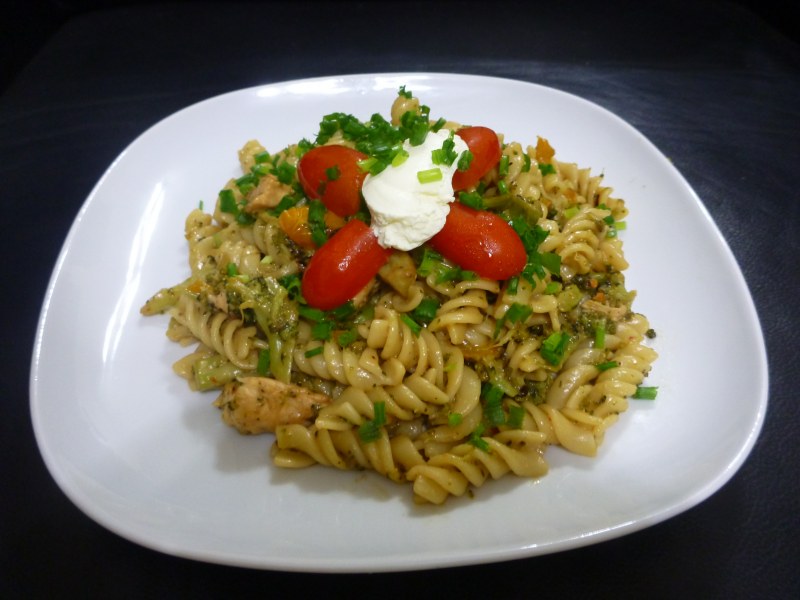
{"left": 30, "top": 73, "right": 767, "bottom": 572}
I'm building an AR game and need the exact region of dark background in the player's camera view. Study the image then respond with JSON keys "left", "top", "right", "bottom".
{"left": 2, "top": 1, "right": 798, "bottom": 598}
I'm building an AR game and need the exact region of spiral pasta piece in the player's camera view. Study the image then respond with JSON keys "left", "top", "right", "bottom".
{"left": 169, "top": 294, "right": 263, "bottom": 370}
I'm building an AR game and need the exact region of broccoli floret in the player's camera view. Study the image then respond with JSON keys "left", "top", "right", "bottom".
{"left": 226, "top": 276, "right": 298, "bottom": 383}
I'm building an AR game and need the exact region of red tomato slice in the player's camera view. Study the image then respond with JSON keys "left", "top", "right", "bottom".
{"left": 302, "top": 219, "right": 392, "bottom": 310}
{"left": 452, "top": 126, "right": 502, "bottom": 191}
{"left": 428, "top": 202, "right": 527, "bottom": 280}
{"left": 297, "top": 145, "right": 367, "bottom": 217}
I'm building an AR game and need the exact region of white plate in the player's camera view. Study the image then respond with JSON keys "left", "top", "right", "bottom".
{"left": 30, "top": 73, "right": 768, "bottom": 572}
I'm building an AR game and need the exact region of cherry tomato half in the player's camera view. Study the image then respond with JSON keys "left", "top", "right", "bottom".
{"left": 452, "top": 126, "right": 502, "bottom": 192}
{"left": 302, "top": 219, "right": 392, "bottom": 310}
{"left": 428, "top": 202, "right": 527, "bottom": 280}
{"left": 297, "top": 145, "right": 367, "bottom": 217}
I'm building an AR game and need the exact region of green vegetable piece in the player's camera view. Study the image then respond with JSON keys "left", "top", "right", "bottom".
{"left": 257, "top": 349, "right": 270, "bottom": 376}
{"left": 633, "top": 386, "right": 658, "bottom": 400}
{"left": 400, "top": 314, "right": 421, "bottom": 336}
{"left": 540, "top": 331, "right": 570, "bottom": 365}
{"left": 538, "top": 163, "right": 556, "bottom": 176}
{"left": 308, "top": 199, "right": 328, "bottom": 247}
{"left": 417, "top": 167, "right": 443, "bottom": 184}
{"left": 596, "top": 360, "right": 618, "bottom": 372}
{"left": 358, "top": 402, "right": 387, "bottom": 442}
{"left": 304, "top": 346, "right": 324, "bottom": 358}
{"left": 410, "top": 297, "right": 440, "bottom": 324}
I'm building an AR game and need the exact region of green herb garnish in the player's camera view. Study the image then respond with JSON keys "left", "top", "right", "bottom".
{"left": 358, "top": 402, "right": 387, "bottom": 442}
{"left": 633, "top": 386, "right": 658, "bottom": 400}
{"left": 540, "top": 331, "right": 570, "bottom": 365}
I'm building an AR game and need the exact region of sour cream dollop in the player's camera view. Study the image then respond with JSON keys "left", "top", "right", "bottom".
{"left": 362, "top": 129, "right": 468, "bottom": 251}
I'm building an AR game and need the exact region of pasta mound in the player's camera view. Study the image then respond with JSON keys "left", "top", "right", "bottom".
{"left": 141, "top": 89, "right": 658, "bottom": 505}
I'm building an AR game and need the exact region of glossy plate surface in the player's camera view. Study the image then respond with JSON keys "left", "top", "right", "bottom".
{"left": 30, "top": 73, "right": 768, "bottom": 572}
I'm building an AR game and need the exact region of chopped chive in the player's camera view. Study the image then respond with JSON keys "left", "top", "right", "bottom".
{"left": 633, "top": 386, "right": 658, "bottom": 400}
{"left": 505, "top": 302, "right": 533, "bottom": 325}
{"left": 431, "top": 133, "right": 457, "bottom": 166}
{"left": 357, "top": 157, "right": 378, "bottom": 173}
{"left": 226, "top": 262, "right": 238, "bottom": 277}
{"left": 430, "top": 117, "right": 447, "bottom": 132}
{"left": 254, "top": 150, "right": 272, "bottom": 164}
{"left": 494, "top": 302, "right": 532, "bottom": 337}
{"left": 251, "top": 163, "right": 270, "bottom": 176}
{"left": 337, "top": 329, "right": 358, "bottom": 346}
{"left": 468, "top": 424, "right": 491, "bottom": 453}
{"left": 417, "top": 167, "right": 443, "bottom": 184}
{"left": 325, "top": 165, "right": 341, "bottom": 181}
{"left": 507, "top": 405, "right": 525, "bottom": 429}
{"left": 235, "top": 173, "right": 258, "bottom": 194}
{"left": 400, "top": 314, "right": 421, "bottom": 336}
{"left": 298, "top": 305, "right": 326, "bottom": 322}
{"left": 296, "top": 139, "right": 313, "bottom": 157}
{"left": 594, "top": 323, "right": 606, "bottom": 349}
{"left": 482, "top": 382, "right": 505, "bottom": 404}
{"left": 358, "top": 401, "right": 387, "bottom": 443}
{"left": 416, "top": 247, "right": 443, "bottom": 276}
{"left": 273, "top": 161, "right": 296, "bottom": 185}
{"left": 457, "top": 150, "right": 474, "bottom": 172}
{"left": 540, "top": 252, "right": 562, "bottom": 275}
{"left": 434, "top": 265, "right": 477, "bottom": 284}
{"left": 507, "top": 276, "right": 519, "bottom": 295}
{"left": 498, "top": 155, "right": 509, "bottom": 177}
{"left": 482, "top": 383, "right": 506, "bottom": 426}
{"left": 497, "top": 180, "right": 509, "bottom": 195}
{"left": 391, "top": 149, "right": 409, "bottom": 167}
{"left": 279, "top": 273, "right": 303, "bottom": 301}
{"left": 458, "top": 191, "right": 484, "bottom": 210}
{"left": 256, "top": 349, "right": 270, "bottom": 376}
{"left": 522, "top": 154, "right": 532, "bottom": 172}
{"left": 219, "top": 189, "right": 238, "bottom": 214}
{"left": 448, "top": 413, "right": 463, "bottom": 427}
{"left": 596, "top": 360, "right": 618, "bottom": 372}
{"left": 308, "top": 199, "right": 328, "bottom": 247}
{"left": 311, "top": 320, "right": 333, "bottom": 341}
{"left": 304, "top": 346, "right": 324, "bottom": 358}
{"left": 269, "top": 194, "right": 299, "bottom": 216}
{"left": 540, "top": 331, "right": 570, "bottom": 365}
{"left": 410, "top": 297, "right": 440, "bottom": 324}
{"left": 329, "top": 300, "right": 356, "bottom": 322}
{"left": 538, "top": 163, "right": 556, "bottom": 176}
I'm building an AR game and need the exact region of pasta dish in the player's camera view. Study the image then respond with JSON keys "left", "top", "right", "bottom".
{"left": 141, "top": 87, "right": 658, "bottom": 505}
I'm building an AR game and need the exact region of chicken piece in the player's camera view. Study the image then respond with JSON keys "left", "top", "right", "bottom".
{"left": 377, "top": 251, "right": 417, "bottom": 296}
{"left": 581, "top": 299, "right": 629, "bottom": 321}
{"left": 244, "top": 174, "right": 293, "bottom": 213}
{"left": 214, "top": 377, "right": 331, "bottom": 434}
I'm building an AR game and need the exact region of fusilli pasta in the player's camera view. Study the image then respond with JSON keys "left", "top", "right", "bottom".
{"left": 141, "top": 87, "right": 658, "bottom": 504}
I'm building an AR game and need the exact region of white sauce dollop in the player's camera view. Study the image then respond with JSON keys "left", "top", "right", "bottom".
{"left": 362, "top": 129, "right": 468, "bottom": 251}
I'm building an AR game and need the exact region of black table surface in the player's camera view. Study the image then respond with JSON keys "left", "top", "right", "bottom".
{"left": 2, "top": 1, "right": 798, "bottom": 597}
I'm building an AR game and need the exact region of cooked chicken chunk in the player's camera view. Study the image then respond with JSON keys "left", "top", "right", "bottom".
{"left": 244, "top": 174, "right": 293, "bottom": 213}
{"left": 214, "top": 377, "right": 331, "bottom": 434}
{"left": 378, "top": 251, "right": 417, "bottom": 296}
